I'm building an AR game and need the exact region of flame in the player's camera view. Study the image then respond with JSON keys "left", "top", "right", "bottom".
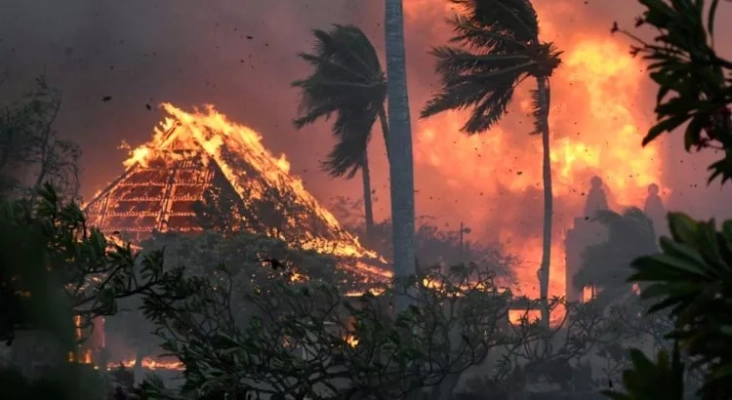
{"left": 404, "top": 0, "right": 667, "bottom": 300}
{"left": 74, "top": 315, "right": 82, "bottom": 341}
{"left": 289, "top": 268, "right": 307, "bottom": 282}
{"left": 108, "top": 103, "right": 392, "bottom": 282}
{"left": 508, "top": 309, "right": 542, "bottom": 325}
{"left": 109, "top": 357, "right": 184, "bottom": 371}
{"left": 68, "top": 349, "right": 93, "bottom": 364}
{"left": 345, "top": 334, "right": 359, "bottom": 348}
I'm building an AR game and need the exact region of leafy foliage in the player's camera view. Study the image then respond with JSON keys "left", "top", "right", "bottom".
{"left": 0, "top": 76, "right": 80, "bottom": 199}
{"left": 628, "top": 213, "right": 732, "bottom": 396}
{"left": 0, "top": 184, "right": 181, "bottom": 348}
{"left": 292, "top": 24, "right": 387, "bottom": 178}
{"left": 613, "top": 0, "right": 732, "bottom": 184}
{"left": 138, "top": 263, "right": 514, "bottom": 399}
{"left": 603, "top": 2, "right": 732, "bottom": 399}
{"left": 602, "top": 212, "right": 732, "bottom": 398}
{"left": 329, "top": 196, "right": 517, "bottom": 281}
{"left": 602, "top": 346, "right": 685, "bottom": 400}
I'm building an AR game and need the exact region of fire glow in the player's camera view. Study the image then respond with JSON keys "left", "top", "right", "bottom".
{"left": 89, "top": 103, "right": 392, "bottom": 283}
{"left": 130, "top": 102, "right": 386, "bottom": 266}
{"left": 403, "top": 0, "right": 667, "bottom": 299}
{"left": 108, "top": 357, "right": 184, "bottom": 371}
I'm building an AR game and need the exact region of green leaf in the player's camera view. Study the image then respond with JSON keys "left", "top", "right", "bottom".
{"left": 667, "top": 212, "right": 698, "bottom": 244}
{"left": 722, "top": 220, "right": 732, "bottom": 248}
{"left": 643, "top": 114, "right": 688, "bottom": 146}
{"left": 629, "top": 348, "right": 655, "bottom": 372}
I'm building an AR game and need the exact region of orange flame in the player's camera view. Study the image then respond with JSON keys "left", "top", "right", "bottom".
{"left": 113, "top": 103, "right": 391, "bottom": 282}
{"left": 345, "top": 334, "right": 359, "bottom": 348}
{"left": 508, "top": 309, "right": 542, "bottom": 325}
{"left": 404, "top": 0, "right": 667, "bottom": 299}
{"left": 109, "top": 357, "right": 184, "bottom": 371}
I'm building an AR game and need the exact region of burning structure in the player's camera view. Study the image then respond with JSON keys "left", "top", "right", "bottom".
{"left": 79, "top": 103, "right": 397, "bottom": 372}
{"left": 83, "top": 103, "right": 391, "bottom": 282}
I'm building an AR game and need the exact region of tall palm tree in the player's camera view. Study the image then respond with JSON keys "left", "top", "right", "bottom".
{"left": 292, "top": 25, "right": 390, "bottom": 244}
{"left": 420, "top": 0, "right": 561, "bottom": 323}
{"left": 385, "top": 0, "right": 417, "bottom": 311}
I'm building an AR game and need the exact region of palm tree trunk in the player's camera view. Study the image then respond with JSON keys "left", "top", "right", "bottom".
{"left": 361, "top": 150, "right": 375, "bottom": 245}
{"left": 536, "top": 76, "right": 553, "bottom": 326}
{"left": 384, "top": 0, "right": 417, "bottom": 312}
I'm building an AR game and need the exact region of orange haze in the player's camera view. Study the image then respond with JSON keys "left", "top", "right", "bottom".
{"left": 399, "top": 0, "right": 667, "bottom": 298}
{"left": 2, "top": 0, "right": 677, "bottom": 301}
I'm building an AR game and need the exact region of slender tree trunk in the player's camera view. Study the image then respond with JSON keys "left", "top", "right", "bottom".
{"left": 377, "top": 107, "right": 392, "bottom": 162}
{"left": 384, "top": 0, "right": 417, "bottom": 312}
{"left": 537, "top": 76, "right": 553, "bottom": 326}
{"left": 361, "top": 150, "right": 375, "bottom": 246}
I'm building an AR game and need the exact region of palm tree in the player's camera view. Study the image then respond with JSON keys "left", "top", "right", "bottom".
{"left": 420, "top": 0, "right": 561, "bottom": 323}
{"left": 292, "top": 24, "right": 389, "bottom": 244}
{"left": 385, "top": 0, "right": 418, "bottom": 311}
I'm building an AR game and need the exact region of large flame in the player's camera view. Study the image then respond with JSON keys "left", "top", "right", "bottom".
{"left": 117, "top": 103, "right": 391, "bottom": 281}
{"left": 404, "top": 0, "right": 667, "bottom": 298}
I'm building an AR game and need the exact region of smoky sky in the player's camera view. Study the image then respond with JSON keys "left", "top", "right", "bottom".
{"left": 1, "top": 0, "right": 731, "bottom": 236}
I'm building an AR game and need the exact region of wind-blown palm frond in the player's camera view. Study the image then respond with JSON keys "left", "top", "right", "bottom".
{"left": 449, "top": 0, "right": 539, "bottom": 45}
{"left": 292, "top": 24, "right": 386, "bottom": 178}
{"left": 321, "top": 105, "right": 379, "bottom": 178}
{"left": 448, "top": 14, "right": 527, "bottom": 54}
{"left": 421, "top": 45, "right": 531, "bottom": 133}
{"left": 421, "top": 1, "right": 561, "bottom": 134}
{"left": 292, "top": 25, "right": 384, "bottom": 238}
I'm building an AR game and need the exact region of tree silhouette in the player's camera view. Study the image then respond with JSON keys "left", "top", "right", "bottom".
{"left": 292, "top": 24, "right": 388, "bottom": 245}
{"left": 421, "top": 0, "right": 562, "bottom": 323}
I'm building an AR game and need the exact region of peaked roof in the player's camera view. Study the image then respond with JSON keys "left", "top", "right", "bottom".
{"left": 83, "top": 103, "right": 390, "bottom": 281}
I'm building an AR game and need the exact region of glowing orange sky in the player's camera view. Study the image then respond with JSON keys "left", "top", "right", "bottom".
{"left": 5, "top": 0, "right": 732, "bottom": 299}
{"left": 378, "top": 0, "right": 666, "bottom": 296}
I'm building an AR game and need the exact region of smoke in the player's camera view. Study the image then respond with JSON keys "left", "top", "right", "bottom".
{"left": 2, "top": 0, "right": 731, "bottom": 268}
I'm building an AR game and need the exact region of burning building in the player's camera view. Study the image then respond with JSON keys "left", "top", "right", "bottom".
{"left": 83, "top": 103, "right": 391, "bottom": 282}
{"left": 79, "top": 102, "right": 397, "bottom": 373}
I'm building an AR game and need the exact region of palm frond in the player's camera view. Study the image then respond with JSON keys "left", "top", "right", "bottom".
{"left": 431, "top": 46, "right": 533, "bottom": 77}
{"left": 321, "top": 105, "right": 378, "bottom": 178}
{"left": 447, "top": 15, "right": 528, "bottom": 54}
{"left": 422, "top": 0, "right": 560, "bottom": 136}
{"left": 421, "top": 45, "right": 532, "bottom": 133}
{"left": 291, "top": 24, "right": 386, "bottom": 179}
{"left": 422, "top": 76, "right": 518, "bottom": 133}
{"left": 449, "top": 0, "right": 539, "bottom": 42}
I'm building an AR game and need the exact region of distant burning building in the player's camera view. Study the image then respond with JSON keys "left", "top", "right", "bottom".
{"left": 82, "top": 103, "right": 390, "bottom": 282}
{"left": 79, "top": 103, "right": 394, "bottom": 373}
